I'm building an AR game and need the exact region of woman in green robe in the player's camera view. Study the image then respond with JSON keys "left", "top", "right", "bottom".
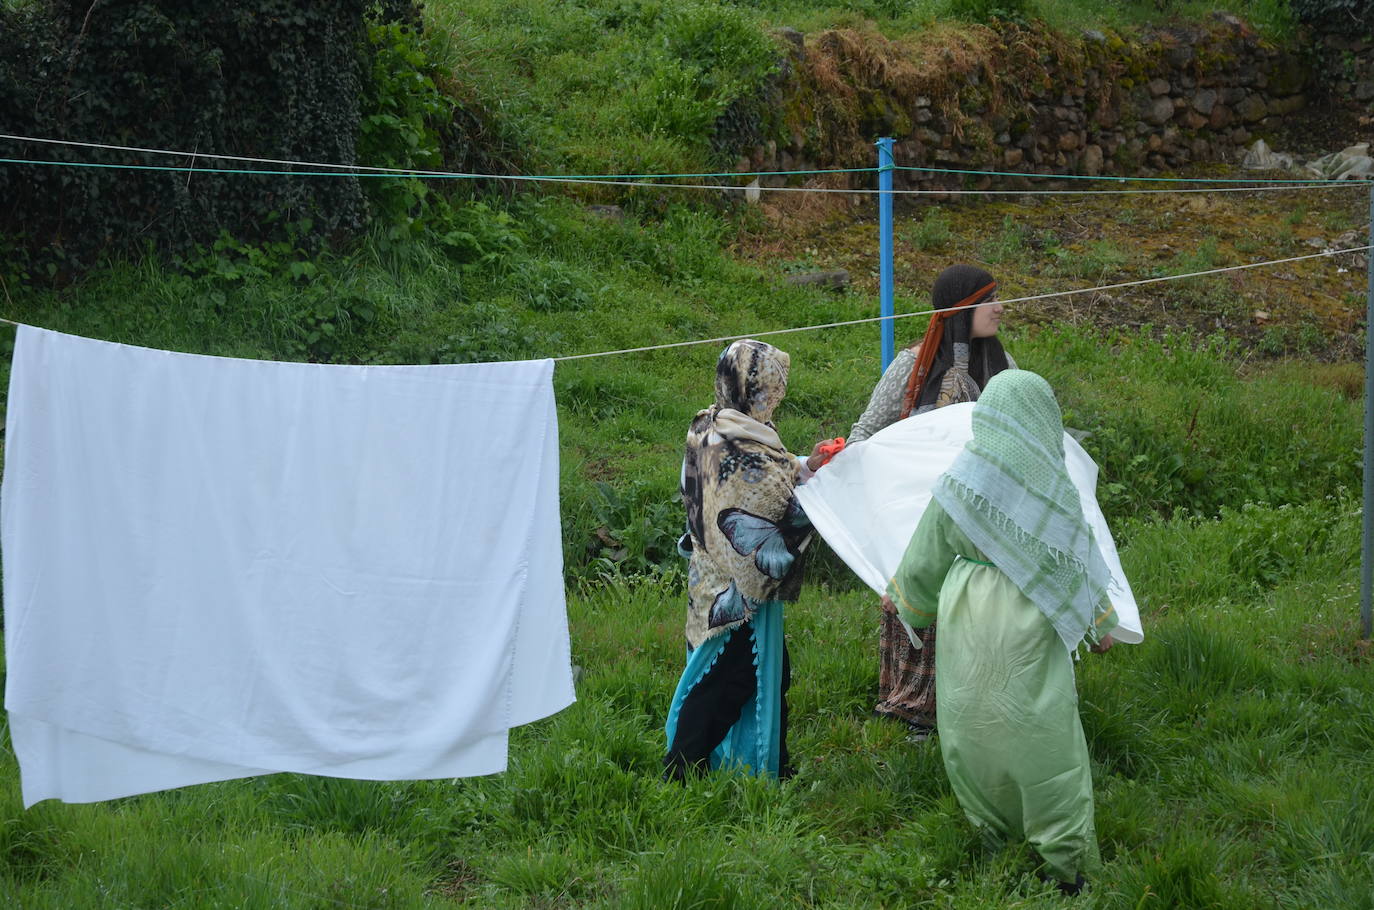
{"left": 883, "top": 369, "right": 1117, "bottom": 895}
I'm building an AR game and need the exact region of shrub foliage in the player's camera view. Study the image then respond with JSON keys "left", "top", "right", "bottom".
{"left": 0, "top": 1, "right": 386, "bottom": 273}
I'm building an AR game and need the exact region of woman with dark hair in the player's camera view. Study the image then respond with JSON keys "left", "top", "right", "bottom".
{"left": 850, "top": 264, "right": 1013, "bottom": 738}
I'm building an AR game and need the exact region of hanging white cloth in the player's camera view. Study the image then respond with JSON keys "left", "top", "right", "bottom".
{"left": 3, "top": 326, "right": 574, "bottom": 806}
{"left": 794, "top": 401, "right": 1143, "bottom": 644}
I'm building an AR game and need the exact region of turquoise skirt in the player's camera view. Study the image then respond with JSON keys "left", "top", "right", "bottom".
{"left": 663, "top": 600, "right": 784, "bottom": 777}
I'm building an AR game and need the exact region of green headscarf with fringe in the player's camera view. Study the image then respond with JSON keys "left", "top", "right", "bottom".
{"left": 932, "top": 370, "right": 1114, "bottom": 652}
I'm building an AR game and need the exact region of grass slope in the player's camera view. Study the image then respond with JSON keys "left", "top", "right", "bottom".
{"left": 423, "top": 0, "right": 1299, "bottom": 182}
{"left": 0, "top": 185, "right": 1370, "bottom": 907}
{"left": 0, "top": 3, "right": 1368, "bottom": 901}
{"left": 0, "top": 503, "right": 1368, "bottom": 908}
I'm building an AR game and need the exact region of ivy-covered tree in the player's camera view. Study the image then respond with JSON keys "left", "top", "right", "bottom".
{"left": 0, "top": 1, "right": 379, "bottom": 274}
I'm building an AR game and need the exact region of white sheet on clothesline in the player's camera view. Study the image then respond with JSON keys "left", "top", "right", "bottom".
{"left": 3, "top": 326, "right": 574, "bottom": 806}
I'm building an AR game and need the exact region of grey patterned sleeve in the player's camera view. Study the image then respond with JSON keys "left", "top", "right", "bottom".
{"left": 848, "top": 349, "right": 917, "bottom": 443}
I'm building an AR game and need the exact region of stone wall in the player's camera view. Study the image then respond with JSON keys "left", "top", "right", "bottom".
{"left": 734, "top": 15, "right": 1312, "bottom": 190}
{"left": 1311, "top": 31, "right": 1374, "bottom": 110}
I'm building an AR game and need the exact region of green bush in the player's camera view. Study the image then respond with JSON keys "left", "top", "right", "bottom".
{"left": 1025, "top": 327, "right": 1362, "bottom": 529}
{"left": 626, "top": 2, "right": 780, "bottom": 157}
{"left": 358, "top": 20, "right": 452, "bottom": 242}
{"left": 1224, "top": 499, "right": 1348, "bottom": 590}
{"left": 575, "top": 480, "right": 684, "bottom": 583}
{"left": 0, "top": 1, "right": 381, "bottom": 274}
{"left": 947, "top": 0, "right": 1036, "bottom": 25}
{"left": 1046, "top": 238, "right": 1129, "bottom": 280}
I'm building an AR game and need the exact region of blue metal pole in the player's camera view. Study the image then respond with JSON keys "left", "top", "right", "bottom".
{"left": 1364, "top": 183, "right": 1373, "bottom": 640}
{"left": 877, "top": 137, "right": 895, "bottom": 372}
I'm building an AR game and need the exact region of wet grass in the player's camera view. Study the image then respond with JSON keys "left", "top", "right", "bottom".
{"left": 0, "top": 0, "right": 1366, "bottom": 903}
{"left": 0, "top": 58, "right": 1370, "bottom": 904}
{"left": 0, "top": 179, "right": 1369, "bottom": 905}
{"left": 0, "top": 493, "right": 1369, "bottom": 907}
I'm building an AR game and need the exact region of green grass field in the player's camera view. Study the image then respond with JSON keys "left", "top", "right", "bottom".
{"left": 419, "top": 0, "right": 1298, "bottom": 182}
{"left": 1, "top": 187, "right": 1370, "bottom": 907}
{"left": 1, "top": 1, "right": 1371, "bottom": 906}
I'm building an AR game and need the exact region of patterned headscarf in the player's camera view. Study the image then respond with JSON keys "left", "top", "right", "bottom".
{"left": 713, "top": 338, "right": 789, "bottom": 423}
{"left": 902, "top": 264, "right": 1010, "bottom": 416}
{"left": 932, "top": 370, "right": 1114, "bottom": 652}
{"left": 679, "top": 340, "right": 810, "bottom": 648}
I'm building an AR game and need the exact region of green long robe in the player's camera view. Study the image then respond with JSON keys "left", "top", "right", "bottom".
{"left": 886, "top": 499, "right": 1117, "bottom": 883}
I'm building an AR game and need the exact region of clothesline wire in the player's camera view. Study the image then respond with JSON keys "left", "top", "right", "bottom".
{"left": 1, "top": 156, "right": 1364, "bottom": 198}
{"left": 842, "top": 183, "right": 1357, "bottom": 197}
{"left": 893, "top": 162, "right": 1370, "bottom": 185}
{"left": 2, "top": 132, "right": 1369, "bottom": 190}
{"left": 0, "top": 134, "right": 872, "bottom": 181}
{"left": 0, "top": 249, "right": 1365, "bottom": 356}
{"left": 0, "top": 246, "right": 1366, "bottom": 356}
{"left": 552, "top": 245, "right": 1373, "bottom": 361}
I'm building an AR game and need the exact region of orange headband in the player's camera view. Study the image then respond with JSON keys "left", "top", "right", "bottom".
{"left": 899, "top": 281, "right": 997, "bottom": 419}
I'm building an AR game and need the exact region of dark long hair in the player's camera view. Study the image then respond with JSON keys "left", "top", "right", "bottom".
{"left": 911, "top": 264, "right": 1009, "bottom": 412}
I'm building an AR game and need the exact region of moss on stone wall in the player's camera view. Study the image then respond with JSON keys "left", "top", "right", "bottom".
{"left": 725, "top": 14, "right": 1313, "bottom": 183}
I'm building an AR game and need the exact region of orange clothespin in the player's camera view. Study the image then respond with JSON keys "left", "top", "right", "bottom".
{"left": 815, "top": 437, "right": 846, "bottom": 467}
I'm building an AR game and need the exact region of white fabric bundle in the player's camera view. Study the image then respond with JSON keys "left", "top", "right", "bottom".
{"left": 794, "top": 402, "right": 1143, "bottom": 644}
{"left": 3, "top": 326, "right": 574, "bottom": 806}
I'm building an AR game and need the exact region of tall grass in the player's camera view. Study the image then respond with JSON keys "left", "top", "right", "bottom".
{"left": 421, "top": 0, "right": 1297, "bottom": 185}
{"left": 0, "top": 0, "right": 1361, "bottom": 904}
{"left": 0, "top": 494, "right": 1368, "bottom": 907}
{"left": 0, "top": 48, "right": 1365, "bottom": 902}
{"left": 2, "top": 194, "right": 1360, "bottom": 579}
{"left": 423, "top": 0, "right": 784, "bottom": 178}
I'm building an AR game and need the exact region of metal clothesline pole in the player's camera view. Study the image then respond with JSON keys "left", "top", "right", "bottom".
{"left": 878, "top": 137, "right": 895, "bottom": 372}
